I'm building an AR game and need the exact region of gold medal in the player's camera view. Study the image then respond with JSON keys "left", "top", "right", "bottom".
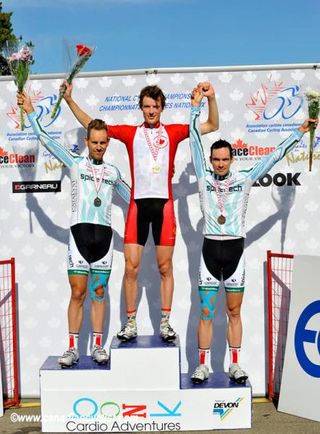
{"left": 217, "top": 214, "right": 226, "bottom": 225}
{"left": 152, "top": 164, "right": 161, "bottom": 174}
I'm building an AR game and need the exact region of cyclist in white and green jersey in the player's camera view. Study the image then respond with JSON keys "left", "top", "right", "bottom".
{"left": 18, "top": 92, "right": 130, "bottom": 368}
{"left": 189, "top": 86, "right": 318, "bottom": 384}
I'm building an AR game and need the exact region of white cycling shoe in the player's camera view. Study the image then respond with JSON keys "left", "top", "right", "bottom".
{"left": 91, "top": 345, "right": 109, "bottom": 364}
{"left": 58, "top": 348, "right": 79, "bottom": 368}
{"left": 229, "top": 363, "right": 248, "bottom": 384}
{"left": 191, "top": 364, "right": 209, "bottom": 384}
{"left": 117, "top": 319, "right": 138, "bottom": 341}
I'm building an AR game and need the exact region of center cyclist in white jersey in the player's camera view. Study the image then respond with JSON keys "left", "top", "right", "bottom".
{"left": 18, "top": 92, "right": 130, "bottom": 367}
{"left": 189, "top": 86, "right": 318, "bottom": 384}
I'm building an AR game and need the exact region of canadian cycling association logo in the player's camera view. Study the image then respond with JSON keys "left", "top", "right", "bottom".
{"left": 246, "top": 74, "right": 303, "bottom": 123}
{"left": 6, "top": 88, "right": 61, "bottom": 130}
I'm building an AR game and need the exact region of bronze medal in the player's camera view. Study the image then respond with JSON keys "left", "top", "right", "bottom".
{"left": 94, "top": 197, "right": 102, "bottom": 207}
{"left": 217, "top": 214, "right": 226, "bottom": 225}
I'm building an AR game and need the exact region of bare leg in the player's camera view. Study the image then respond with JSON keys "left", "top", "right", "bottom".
{"left": 68, "top": 274, "right": 88, "bottom": 333}
{"left": 90, "top": 278, "right": 106, "bottom": 333}
{"left": 123, "top": 243, "right": 144, "bottom": 312}
{"left": 155, "top": 245, "right": 174, "bottom": 309}
{"left": 226, "top": 292, "right": 244, "bottom": 347}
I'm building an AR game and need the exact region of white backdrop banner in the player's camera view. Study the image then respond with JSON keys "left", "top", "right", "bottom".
{"left": 0, "top": 65, "right": 319, "bottom": 396}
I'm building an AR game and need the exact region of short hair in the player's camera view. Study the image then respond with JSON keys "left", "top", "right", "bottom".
{"left": 210, "top": 139, "right": 233, "bottom": 159}
{"left": 139, "top": 85, "right": 166, "bottom": 109}
{"left": 87, "top": 119, "right": 108, "bottom": 139}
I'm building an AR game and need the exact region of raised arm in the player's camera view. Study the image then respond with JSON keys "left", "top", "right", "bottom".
{"left": 17, "top": 91, "right": 77, "bottom": 169}
{"left": 62, "top": 81, "right": 93, "bottom": 128}
{"left": 197, "top": 81, "right": 219, "bottom": 135}
{"left": 247, "top": 118, "right": 319, "bottom": 183}
{"left": 114, "top": 167, "right": 131, "bottom": 204}
{"left": 189, "top": 87, "right": 209, "bottom": 179}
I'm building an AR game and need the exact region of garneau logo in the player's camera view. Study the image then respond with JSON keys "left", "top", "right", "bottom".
{"left": 80, "top": 174, "right": 114, "bottom": 185}
{"left": 12, "top": 181, "right": 61, "bottom": 193}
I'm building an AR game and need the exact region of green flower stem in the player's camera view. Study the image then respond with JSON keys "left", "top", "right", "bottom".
{"left": 20, "top": 107, "right": 25, "bottom": 131}
{"left": 50, "top": 92, "right": 64, "bottom": 120}
{"left": 308, "top": 101, "right": 320, "bottom": 172}
{"left": 308, "top": 124, "right": 315, "bottom": 171}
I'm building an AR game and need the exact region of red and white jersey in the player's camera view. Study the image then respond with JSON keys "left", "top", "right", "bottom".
{"left": 108, "top": 122, "right": 189, "bottom": 199}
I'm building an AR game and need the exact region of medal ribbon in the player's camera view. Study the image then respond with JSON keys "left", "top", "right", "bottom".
{"left": 213, "top": 175, "right": 232, "bottom": 217}
{"left": 143, "top": 124, "right": 164, "bottom": 163}
{"left": 87, "top": 158, "right": 105, "bottom": 197}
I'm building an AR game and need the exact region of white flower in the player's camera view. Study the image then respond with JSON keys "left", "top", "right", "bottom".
{"left": 304, "top": 90, "right": 320, "bottom": 102}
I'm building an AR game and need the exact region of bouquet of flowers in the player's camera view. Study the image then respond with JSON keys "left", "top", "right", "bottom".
{"left": 51, "top": 44, "right": 95, "bottom": 119}
{"left": 4, "top": 39, "right": 34, "bottom": 131}
{"left": 305, "top": 90, "right": 320, "bottom": 171}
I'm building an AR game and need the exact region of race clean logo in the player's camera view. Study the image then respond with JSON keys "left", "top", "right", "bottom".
{"left": 232, "top": 139, "right": 275, "bottom": 160}
{"left": 294, "top": 300, "right": 320, "bottom": 378}
{"left": 0, "top": 146, "right": 36, "bottom": 168}
{"left": 212, "top": 398, "right": 244, "bottom": 420}
{"left": 12, "top": 181, "right": 61, "bottom": 193}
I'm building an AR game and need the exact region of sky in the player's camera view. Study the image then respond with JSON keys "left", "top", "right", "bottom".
{"left": 2, "top": 0, "right": 320, "bottom": 75}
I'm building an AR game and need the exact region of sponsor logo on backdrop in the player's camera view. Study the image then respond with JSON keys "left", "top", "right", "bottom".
{"left": 6, "top": 90, "right": 65, "bottom": 172}
{"left": 212, "top": 398, "right": 244, "bottom": 420}
{"left": 42, "top": 144, "right": 79, "bottom": 173}
{"left": 65, "top": 398, "right": 182, "bottom": 432}
{"left": 253, "top": 172, "right": 301, "bottom": 187}
{"left": 232, "top": 139, "right": 275, "bottom": 161}
{"left": 12, "top": 181, "right": 61, "bottom": 193}
{"left": 286, "top": 137, "right": 320, "bottom": 166}
{"left": 0, "top": 146, "right": 36, "bottom": 168}
{"left": 294, "top": 300, "right": 320, "bottom": 378}
{"left": 7, "top": 89, "right": 61, "bottom": 130}
{"left": 245, "top": 74, "right": 303, "bottom": 134}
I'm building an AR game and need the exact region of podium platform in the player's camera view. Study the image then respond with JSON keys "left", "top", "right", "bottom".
{"left": 40, "top": 336, "right": 251, "bottom": 432}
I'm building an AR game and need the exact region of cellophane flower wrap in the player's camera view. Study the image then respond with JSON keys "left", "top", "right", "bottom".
{"left": 4, "top": 40, "right": 34, "bottom": 131}
{"left": 305, "top": 90, "right": 320, "bottom": 171}
{"left": 51, "top": 44, "right": 95, "bottom": 119}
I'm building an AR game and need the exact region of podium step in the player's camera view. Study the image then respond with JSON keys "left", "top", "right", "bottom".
{"left": 110, "top": 335, "right": 180, "bottom": 390}
{"left": 40, "top": 335, "right": 252, "bottom": 432}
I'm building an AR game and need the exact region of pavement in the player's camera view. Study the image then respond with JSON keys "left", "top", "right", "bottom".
{"left": 0, "top": 399, "right": 319, "bottom": 434}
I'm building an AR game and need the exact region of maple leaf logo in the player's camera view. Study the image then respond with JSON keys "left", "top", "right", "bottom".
{"left": 0, "top": 146, "right": 8, "bottom": 156}
{"left": 233, "top": 139, "right": 247, "bottom": 149}
{"left": 246, "top": 75, "right": 285, "bottom": 121}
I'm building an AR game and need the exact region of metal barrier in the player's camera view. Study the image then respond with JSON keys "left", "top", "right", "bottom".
{"left": 267, "top": 250, "right": 294, "bottom": 400}
{"left": 0, "top": 257, "right": 19, "bottom": 407}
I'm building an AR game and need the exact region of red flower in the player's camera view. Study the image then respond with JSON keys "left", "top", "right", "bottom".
{"left": 76, "top": 44, "right": 92, "bottom": 56}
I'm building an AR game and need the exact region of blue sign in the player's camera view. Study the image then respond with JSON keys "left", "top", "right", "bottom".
{"left": 294, "top": 300, "right": 320, "bottom": 378}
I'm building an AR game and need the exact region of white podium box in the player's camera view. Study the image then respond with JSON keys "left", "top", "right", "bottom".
{"left": 40, "top": 336, "right": 252, "bottom": 432}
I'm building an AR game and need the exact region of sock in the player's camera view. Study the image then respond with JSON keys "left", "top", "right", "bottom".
{"left": 68, "top": 333, "right": 79, "bottom": 350}
{"left": 199, "top": 348, "right": 211, "bottom": 366}
{"left": 92, "top": 332, "right": 103, "bottom": 347}
{"left": 127, "top": 309, "right": 136, "bottom": 322}
{"left": 161, "top": 307, "right": 171, "bottom": 322}
{"left": 229, "top": 346, "right": 241, "bottom": 365}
